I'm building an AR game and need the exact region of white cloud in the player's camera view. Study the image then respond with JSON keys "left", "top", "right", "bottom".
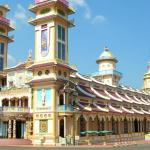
{"left": 13, "top": 4, "right": 27, "bottom": 25}
{"left": 8, "top": 54, "right": 17, "bottom": 67}
{"left": 92, "top": 15, "right": 106, "bottom": 24}
{"left": 69, "top": 0, "right": 106, "bottom": 24}
{"left": 70, "top": 0, "right": 92, "bottom": 19}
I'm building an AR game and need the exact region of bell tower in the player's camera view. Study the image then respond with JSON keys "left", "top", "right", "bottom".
{"left": 29, "top": 0, "right": 74, "bottom": 64}
{"left": 143, "top": 62, "right": 150, "bottom": 93}
{"left": 28, "top": 0, "right": 75, "bottom": 145}
{"left": 0, "top": 5, "right": 14, "bottom": 70}
{"left": 93, "top": 47, "right": 122, "bottom": 86}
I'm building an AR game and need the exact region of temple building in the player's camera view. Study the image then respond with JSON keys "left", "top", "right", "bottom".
{"left": 0, "top": 0, "right": 150, "bottom": 145}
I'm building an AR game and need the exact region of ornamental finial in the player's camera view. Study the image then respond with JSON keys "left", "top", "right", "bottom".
{"left": 104, "top": 46, "right": 109, "bottom": 51}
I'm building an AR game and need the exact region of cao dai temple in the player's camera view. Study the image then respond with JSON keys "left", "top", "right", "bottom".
{"left": 0, "top": 0, "right": 150, "bottom": 145}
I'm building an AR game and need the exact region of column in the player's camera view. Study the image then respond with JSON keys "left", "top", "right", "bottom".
{"left": 24, "top": 122, "right": 26, "bottom": 139}
{"left": 19, "top": 99, "right": 21, "bottom": 107}
{"left": 64, "top": 116, "right": 67, "bottom": 137}
{"left": 118, "top": 120, "right": 121, "bottom": 134}
{"left": 8, "top": 120, "right": 12, "bottom": 138}
{"left": 75, "top": 117, "right": 79, "bottom": 136}
{"left": 64, "top": 93, "right": 66, "bottom": 105}
{"left": 13, "top": 120, "right": 16, "bottom": 138}
{"left": 9, "top": 100, "right": 11, "bottom": 107}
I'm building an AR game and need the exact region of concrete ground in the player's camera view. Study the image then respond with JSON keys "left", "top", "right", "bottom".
{"left": 0, "top": 144, "right": 150, "bottom": 150}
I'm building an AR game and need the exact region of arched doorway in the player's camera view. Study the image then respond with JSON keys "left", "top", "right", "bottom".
{"left": 111, "top": 117, "right": 115, "bottom": 134}
{"left": 59, "top": 119, "right": 64, "bottom": 137}
{"left": 144, "top": 117, "right": 147, "bottom": 133}
{"left": 124, "top": 117, "right": 128, "bottom": 134}
{"left": 80, "top": 115, "right": 86, "bottom": 136}
{"left": 134, "top": 119, "right": 138, "bottom": 132}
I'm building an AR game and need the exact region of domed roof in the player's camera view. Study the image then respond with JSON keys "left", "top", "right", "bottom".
{"left": 96, "top": 47, "right": 118, "bottom": 64}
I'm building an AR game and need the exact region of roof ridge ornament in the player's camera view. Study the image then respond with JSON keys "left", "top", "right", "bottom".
{"left": 104, "top": 46, "right": 109, "bottom": 52}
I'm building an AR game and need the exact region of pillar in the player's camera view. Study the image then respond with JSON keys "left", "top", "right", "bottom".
{"left": 19, "top": 99, "right": 21, "bottom": 107}
{"left": 64, "top": 116, "right": 67, "bottom": 137}
{"left": 13, "top": 120, "right": 16, "bottom": 138}
{"left": 8, "top": 100, "right": 10, "bottom": 107}
{"left": 8, "top": 120, "right": 12, "bottom": 138}
{"left": 118, "top": 119, "right": 121, "bottom": 134}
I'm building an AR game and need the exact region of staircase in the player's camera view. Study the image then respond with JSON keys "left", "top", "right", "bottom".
{"left": 0, "top": 139, "right": 32, "bottom": 145}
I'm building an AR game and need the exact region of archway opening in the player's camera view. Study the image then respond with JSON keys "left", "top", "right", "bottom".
{"left": 124, "top": 118, "right": 128, "bottom": 134}
{"left": 80, "top": 115, "right": 86, "bottom": 136}
{"left": 59, "top": 119, "right": 64, "bottom": 138}
{"left": 134, "top": 119, "right": 138, "bottom": 132}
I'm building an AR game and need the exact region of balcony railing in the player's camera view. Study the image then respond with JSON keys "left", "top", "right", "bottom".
{"left": 0, "top": 107, "right": 30, "bottom": 113}
{"left": 92, "top": 70, "right": 123, "bottom": 77}
{"left": 57, "top": 104, "right": 74, "bottom": 112}
{"left": 35, "top": 0, "right": 69, "bottom": 6}
{"left": 0, "top": 16, "right": 10, "bottom": 24}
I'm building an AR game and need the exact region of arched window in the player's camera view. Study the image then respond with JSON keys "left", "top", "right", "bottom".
{"left": 101, "top": 118, "right": 105, "bottom": 131}
{"left": 124, "top": 118, "right": 128, "bottom": 134}
{"left": 2, "top": 99, "right": 9, "bottom": 107}
{"left": 80, "top": 115, "right": 86, "bottom": 136}
{"left": 134, "top": 119, "right": 138, "bottom": 132}
{"left": 59, "top": 119, "right": 64, "bottom": 137}
{"left": 59, "top": 94, "right": 64, "bottom": 105}
{"left": 144, "top": 117, "right": 147, "bottom": 133}
{"left": 111, "top": 117, "right": 115, "bottom": 134}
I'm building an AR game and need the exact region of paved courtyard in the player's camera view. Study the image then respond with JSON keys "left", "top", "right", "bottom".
{"left": 0, "top": 144, "right": 150, "bottom": 150}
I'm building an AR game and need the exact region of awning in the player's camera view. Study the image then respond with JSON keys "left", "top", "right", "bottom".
{"left": 76, "top": 86, "right": 95, "bottom": 98}
{"left": 133, "top": 96, "right": 143, "bottom": 105}
{"left": 76, "top": 73, "right": 92, "bottom": 82}
{"left": 91, "top": 87, "right": 110, "bottom": 100}
{"left": 132, "top": 107, "right": 144, "bottom": 114}
{"left": 125, "top": 94, "right": 139, "bottom": 104}
{"left": 115, "top": 92, "right": 132, "bottom": 103}
{"left": 76, "top": 101, "right": 92, "bottom": 111}
{"left": 122, "top": 106, "right": 134, "bottom": 114}
{"left": 141, "top": 109, "right": 150, "bottom": 115}
{"left": 93, "top": 102, "right": 109, "bottom": 112}
{"left": 108, "top": 105, "right": 122, "bottom": 113}
{"left": 140, "top": 98, "right": 150, "bottom": 106}
{"left": 105, "top": 90, "right": 122, "bottom": 102}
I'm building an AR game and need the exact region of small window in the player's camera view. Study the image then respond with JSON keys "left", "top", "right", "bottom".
{"left": 57, "top": 9, "right": 66, "bottom": 17}
{"left": 0, "top": 57, "right": 3, "bottom": 70}
{"left": 0, "top": 43, "right": 4, "bottom": 55}
{"left": 38, "top": 71, "right": 42, "bottom": 76}
{"left": 45, "top": 70, "right": 50, "bottom": 75}
{"left": 40, "top": 8, "right": 51, "bottom": 14}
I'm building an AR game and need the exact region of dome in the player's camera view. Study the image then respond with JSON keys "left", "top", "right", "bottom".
{"left": 96, "top": 47, "right": 118, "bottom": 64}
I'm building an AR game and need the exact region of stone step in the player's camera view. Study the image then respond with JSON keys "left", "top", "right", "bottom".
{"left": 0, "top": 139, "right": 32, "bottom": 145}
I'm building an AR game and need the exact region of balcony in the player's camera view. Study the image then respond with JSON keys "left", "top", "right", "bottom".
{"left": 57, "top": 104, "right": 74, "bottom": 112}
{"left": 92, "top": 70, "right": 123, "bottom": 77}
{"left": 0, "top": 107, "right": 30, "bottom": 113}
{"left": 0, "top": 16, "right": 10, "bottom": 25}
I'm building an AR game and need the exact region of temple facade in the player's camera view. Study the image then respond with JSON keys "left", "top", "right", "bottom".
{"left": 0, "top": 0, "right": 150, "bottom": 145}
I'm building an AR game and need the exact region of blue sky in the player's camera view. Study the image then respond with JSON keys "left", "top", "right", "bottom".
{"left": 1, "top": 0, "right": 150, "bottom": 89}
